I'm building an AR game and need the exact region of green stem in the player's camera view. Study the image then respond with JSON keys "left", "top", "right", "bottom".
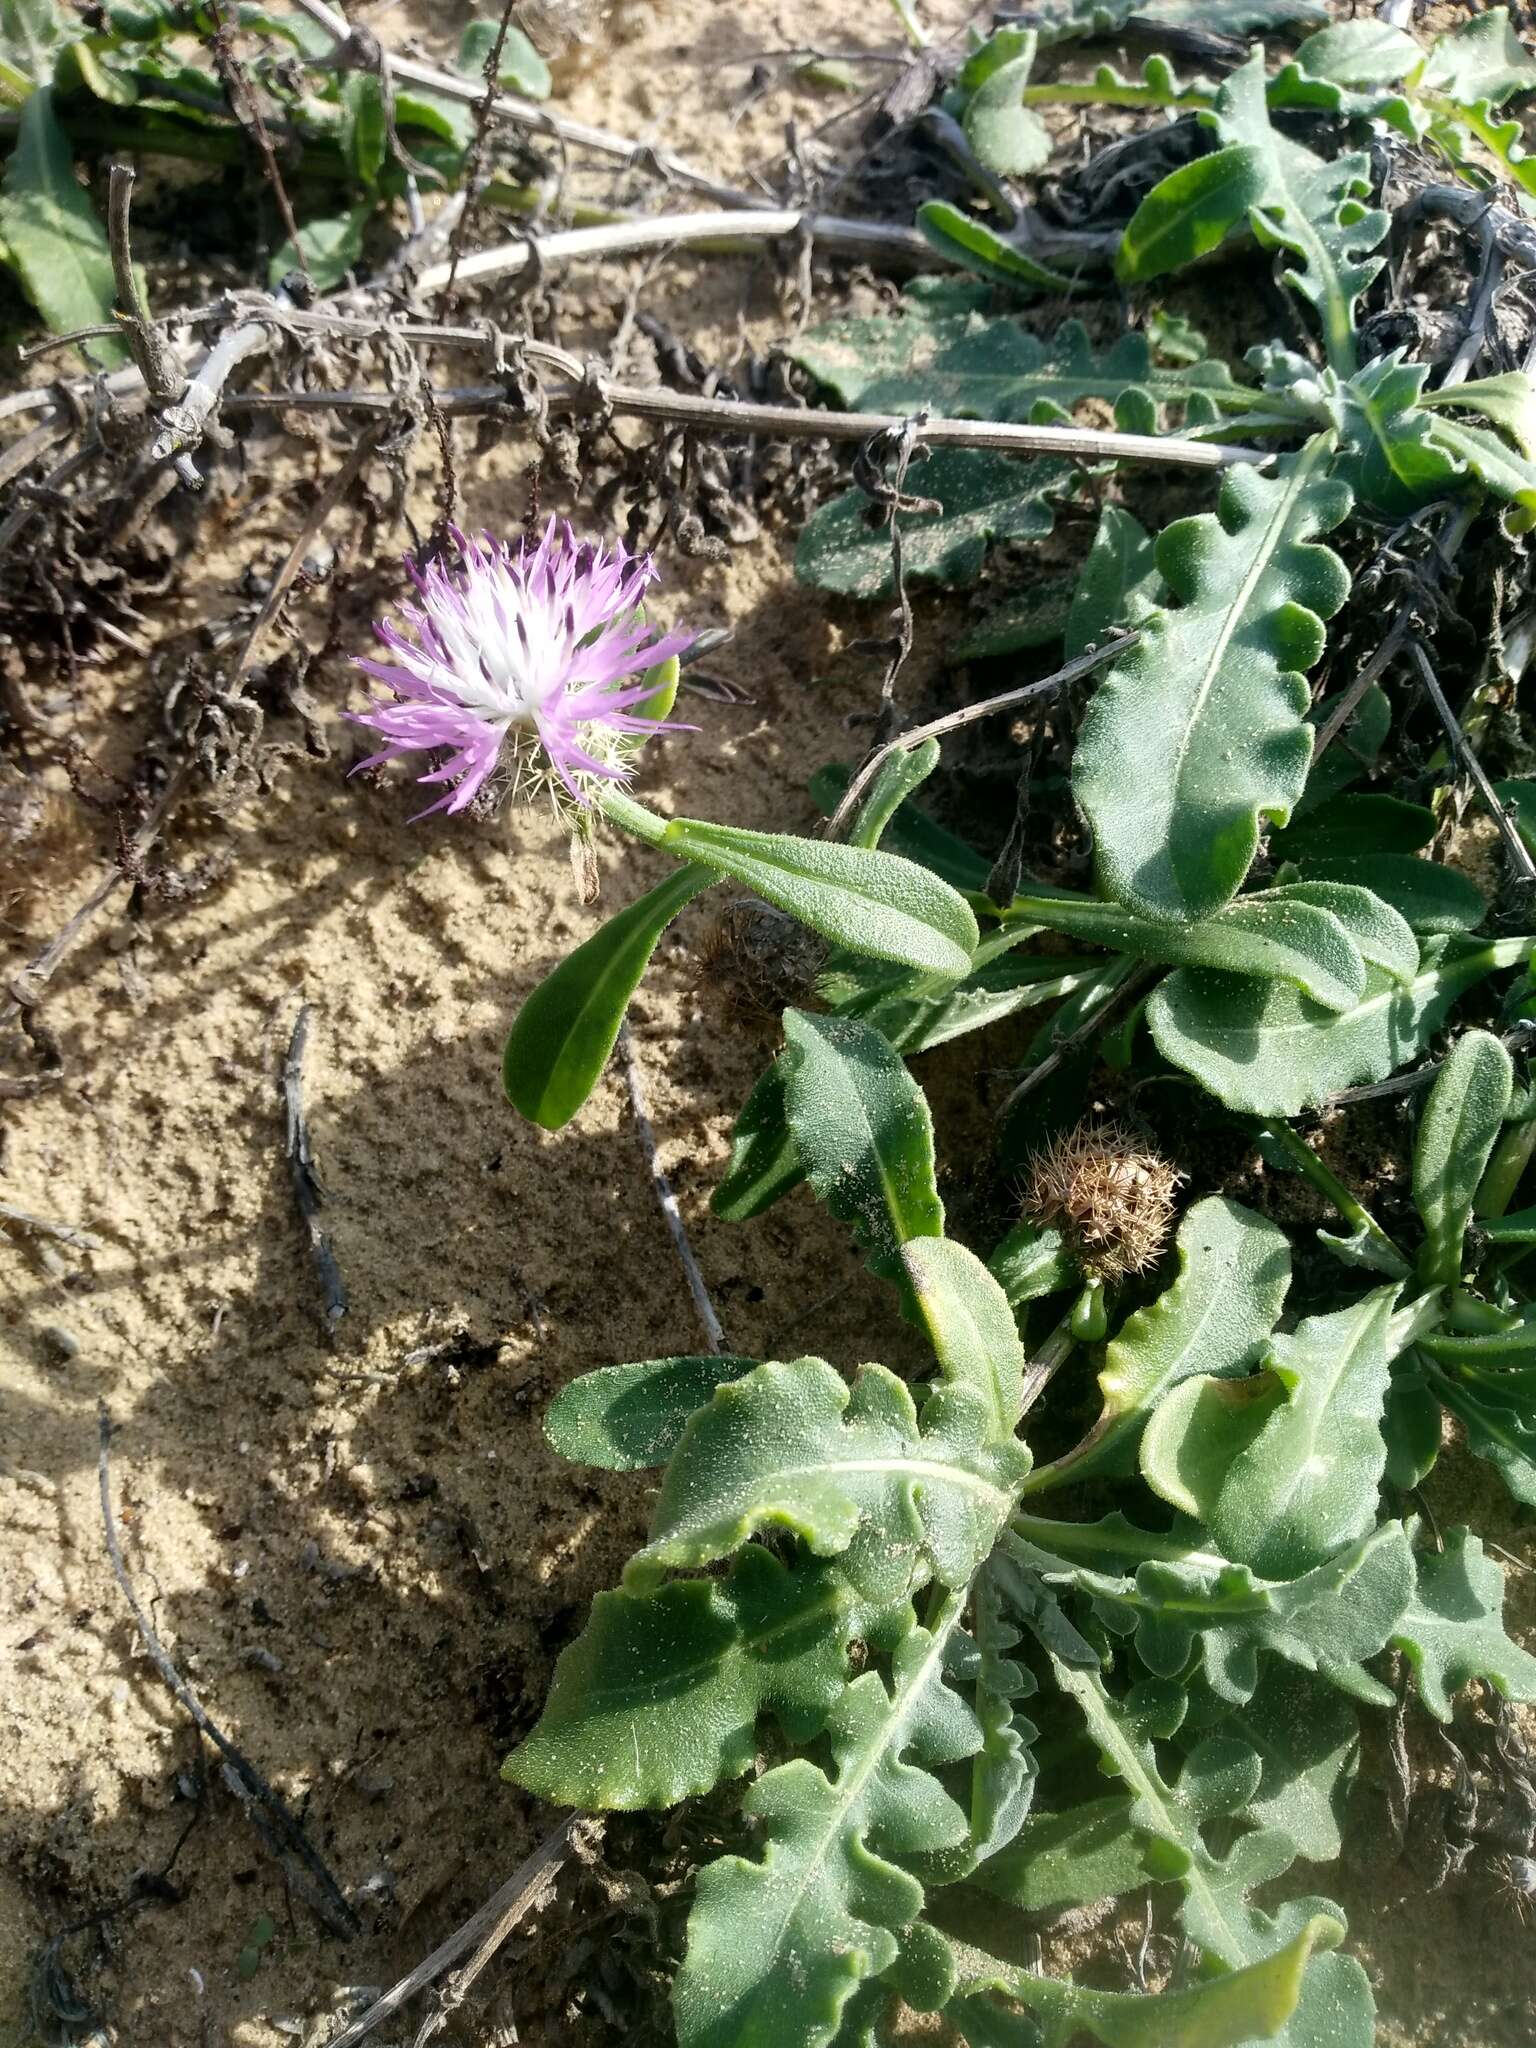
{"left": 1478, "top": 1116, "right": 1536, "bottom": 1220}
{"left": 1253, "top": 1118, "right": 1410, "bottom": 1276}
{"left": 1018, "top": 1312, "right": 1077, "bottom": 1420}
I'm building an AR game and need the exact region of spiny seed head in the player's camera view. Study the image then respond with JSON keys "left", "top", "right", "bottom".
{"left": 1022, "top": 1121, "right": 1182, "bottom": 1281}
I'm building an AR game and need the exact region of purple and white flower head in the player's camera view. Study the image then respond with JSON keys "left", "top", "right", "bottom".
{"left": 349, "top": 521, "right": 695, "bottom": 818}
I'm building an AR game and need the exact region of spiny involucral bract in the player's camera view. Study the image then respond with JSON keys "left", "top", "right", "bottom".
{"left": 1023, "top": 1121, "right": 1182, "bottom": 1280}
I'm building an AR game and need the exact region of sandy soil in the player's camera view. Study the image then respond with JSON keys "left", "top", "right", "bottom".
{"left": 3, "top": 3, "right": 1535, "bottom": 2045}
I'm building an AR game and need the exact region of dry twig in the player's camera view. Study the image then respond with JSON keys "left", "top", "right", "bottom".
{"left": 618, "top": 1017, "right": 726, "bottom": 1353}
{"left": 326, "top": 1817, "right": 586, "bottom": 2048}
{"left": 97, "top": 1403, "right": 359, "bottom": 1936}
{"left": 283, "top": 1005, "right": 347, "bottom": 1329}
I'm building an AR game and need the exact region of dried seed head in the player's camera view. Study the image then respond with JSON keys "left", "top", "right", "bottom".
{"left": 1022, "top": 1121, "right": 1182, "bottom": 1281}
{"left": 693, "top": 896, "right": 826, "bottom": 1030}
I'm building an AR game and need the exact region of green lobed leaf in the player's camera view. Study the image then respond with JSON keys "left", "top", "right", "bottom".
{"left": 1212, "top": 53, "right": 1388, "bottom": 374}
{"left": 792, "top": 296, "right": 1244, "bottom": 430}
{"left": 1430, "top": 1365, "right": 1536, "bottom": 1506}
{"left": 1147, "top": 938, "right": 1530, "bottom": 1119}
{"left": 1141, "top": 1287, "right": 1400, "bottom": 1578}
{"left": 974, "top": 1789, "right": 1157, "bottom": 1914}
{"left": 1042, "top": 1522, "right": 1411, "bottom": 1707}
{"left": 544, "top": 1354, "right": 760, "bottom": 1471}
{"left": 507, "top": 1547, "right": 858, "bottom": 1809}
{"left": 1064, "top": 505, "right": 1164, "bottom": 660}
{"left": 674, "top": 1592, "right": 979, "bottom": 2048}
{"left": 781, "top": 1009, "right": 944, "bottom": 1293}
{"left": 1074, "top": 439, "right": 1352, "bottom": 924}
{"left": 956, "top": 1912, "right": 1344, "bottom": 2048}
{"left": 964, "top": 1568, "right": 1039, "bottom": 1863}
{"left": 1413, "top": 1028, "right": 1514, "bottom": 1288}
{"left": 1392, "top": 1527, "right": 1536, "bottom": 1721}
{"left": 1052, "top": 1658, "right": 1373, "bottom": 2047}
{"left": 795, "top": 448, "right": 1074, "bottom": 599}
{"left": 502, "top": 863, "right": 715, "bottom": 1130}
{"left": 1225, "top": 1665, "right": 1359, "bottom": 1863}
{"left": 0, "top": 88, "right": 125, "bottom": 366}
{"left": 605, "top": 792, "right": 980, "bottom": 979}
{"left": 1422, "top": 7, "right": 1536, "bottom": 107}
{"left": 1028, "top": 1197, "right": 1289, "bottom": 1492}
{"left": 627, "top": 1357, "right": 1031, "bottom": 1600}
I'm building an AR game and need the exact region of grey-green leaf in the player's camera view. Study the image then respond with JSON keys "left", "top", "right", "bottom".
{"left": 1413, "top": 1028, "right": 1514, "bottom": 1287}
{"left": 1074, "top": 439, "right": 1351, "bottom": 924}
{"left": 796, "top": 448, "right": 1073, "bottom": 598}
{"left": 1392, "top": 1528, "right": 1536, "bottom": 1721}
{"left": 1147, "top": 939, "right": 1529, "bottom": 1119}
{"left": 781, "top": 1009, "right": 943, "bottom": 1283}
{"left": 0, "top": 89, "right": 124, "bottom": 366}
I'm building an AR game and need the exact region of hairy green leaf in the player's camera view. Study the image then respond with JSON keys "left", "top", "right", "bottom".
{"left": 796, "top": 449, "right": 1073, "bottom": 598}
{"left": 628, "top": 1358, "right": 1031, "bottom": 1598}
{"left": 269, "top": 203, "right": 372, "bottom": 291}
{"left": 847, "top": 737, "right": 942, "bottom": 851}
{"left": 957, "top": 1912, "right": 1344, "bottom": 2048}
{"left": 964, "top": 1567, "right": 1039, "bottom": 1862}
{"left": 1074, "top": 440, "right": 1351, "bottom": 924}
{"left": 1422, "top": 7, "right": 1536, "bottom": 106}
{"left": 606, "top": 791, "right": 980, "bottom": 978}
{"left": 1293, "top": 19, "right": 1423, "bottom": 87}
{"left": 712, "top": 1061, "right": 805, "bottom": 1221}
{"left": 965, "top": 53, "right": 1052, "bottom": 175}
{"left": 502, "top": 863, "right": 715, "bottom": 1130}
{"left": 1414, "top": 1028, "right": 1514, "bottom": 1287}
{"left": 989, "top": 1218, "right": 1076, "bottom": 1305}
{"left": 903, "top": 1236, "right": 1027, "bottom": 1434}
{"left": 0, "top": 88, "right": 124, "bottom": 365}
{"left": 975, "top": 1790, "right": 1157, "bottom": 1913}
{"left": 793, "top": 296, "right": 1243, "bottom": 429}
{"left": 1272, "top": 792, "right": 1434, "bottom": 862}
{"left": 1392, "top": 1528, "right": 1536, "bottom": 1721}
{"left": 810, "top": 763, "right": 995, "bottom": 901}
{"left": 1141, "top": 1288, "right": 1400, "bottom": 1577}
{"left": 782, "top": 1010, "right": 944, "bottom": 1288}
{"left": 1002, "top": 882, "right": 1369, "bottom": 1009}
{"left": 457, "top": 13, "right": 551, "bottom": 98}
{"left": 507, "top": 1548, "right": 857, "bottom": 1809}
{"left": 1065, "top": 505, "right": 1164, "bottom": 659}
{"left": 1117, "top": 144, "right": 1268, "bottom": 284}
{"left": 1028, "top": 1197, "right": 1290, "bottom": 1491}
{"left": 1278, "top": 851, "right": 1486, "bottom": 934}
{"left": 915, "top": 201, "right": 1072, "bottom": 292}
{"left": 544, "top": 1354, "right": 760, "bottom": 1471}
{"left": 1147, "top": 939, "right": 1531, "bottom": 1119}
{"left": 675, "top": 1594, "right": 978, "bottom": 2048}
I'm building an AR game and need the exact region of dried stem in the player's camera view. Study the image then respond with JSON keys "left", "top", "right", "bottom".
{"left": 283, "top": 1005, "right": 347, "bottom": 1328}
{"left": 1410, "top": 640, "right": 1536, "bottom": 886}
{"left": 618, "top": 1018, "right": 726, "bottom": 1353}
{"left": 0, "top": 1201, "right": 105, "bottom": 1251}
{"left": 826, "top": 633, "right": 1138, "bottom": 839}
{"left": 327, "top": 1818, "right": 585, "bottom": 2048}
{"left": 97, "top": 1403, "right": 358, "bottom": 1936}
{"left": 106, "top": 164, "right": 181, "bottom": 402}
{"left": 286, "top": 0, "right": 765, "bottom": 210}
